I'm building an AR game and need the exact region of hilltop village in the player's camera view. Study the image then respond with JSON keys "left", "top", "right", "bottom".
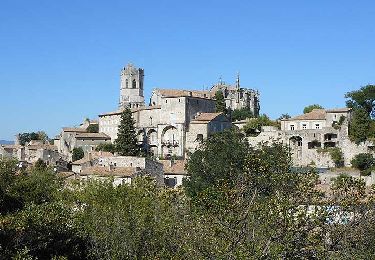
{"left": 1, "top": 63, "right": 374, "bottom": 187}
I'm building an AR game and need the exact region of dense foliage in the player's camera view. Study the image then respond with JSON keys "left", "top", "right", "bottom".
{"left": 95, "top": 143, "right": 115, "bottom": 153}
{"left": 346, "top": 85, "right": 375, "bottom": 143}
{"left": 231, "top": 107, "right": 254, "bottom": 121}
{"left": 114, "top": 108, "right": 140, "bottom": 156}
{"left": 243, "top": 114, "right": 279, "bottom": 136}
{"left": 72, "top": 147, "right": 84, "bottom": 162}
{"left": 303, "top": 104, "right": 323, "bottom": 114}
{"left": 351, "top": 153, "right": 375, "bottom": 176}
{"left": 86, "top": 124, "right": 99, "bottom": 133}
{"left": 18, "top": 131, "right": 49, "bottom": 145}
{"left": 2, "top": 129, "right": 375, "bottom": 259}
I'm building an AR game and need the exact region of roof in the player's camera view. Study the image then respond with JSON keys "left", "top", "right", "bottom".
{"left": 155, "top": 89, "right": 213, "bottom": 99}
{"left": 1, "top": 144, "right": 22, "bottom": 149}
{"left": 80, "top": 166, "right": 135, "bottom": 177}
{"left": 99, "top": 106, "right": 161, "bottom": 117}
{"left": 72, "top": 157, "right": 93, "bottom": 165}
{"left": 191, "top": 112, "right": 224, "bottom": 122}
{"left": 287, "top": 109, "right": 326, "bottom": 121}
{"left": 75, "top": 133, "right": 110, "bottom": 139}
{"left": 325, "top": 108, "right": 352, "bottom": 113}
{"left": 160, "top": 160, "right": 187, "bottom": 175}
{"left": 72, "top": 151, "right": 114, "bottom": 165}
{"left": 62, "top": 127, "right": 87, "bottom": 133}
{"left": 26, "top": 144, "right": 58, "bottom": 151}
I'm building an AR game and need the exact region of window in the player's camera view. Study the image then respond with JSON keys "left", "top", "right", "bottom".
{"left": 165, "top": 100, "right": 168, "bottom": 103}
{"left": 315, "top": 124, "right": 320, "bottom": 129}
{"left": 196, "top": 134, "right": 203, "bottom": 142}
{"left": 132, "top": 79, "right": 136, "bottom": 88}
{"left": 150, "top": 117, "right": 153, "bottom": 125}
{"left": 302, "top": 124, "right": 307, "bottom": 129}
{"left": 290, "top": 125, "right": 295, "bottom": 130}
{"left": 125, "top": 79, "right": 128, "bottom": 88}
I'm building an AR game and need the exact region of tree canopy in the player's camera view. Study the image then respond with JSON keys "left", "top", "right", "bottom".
{"left": 303, "top": 104, "right": 324, "bottom": 114}
{"left": 231, "top": 107, "right": 254, "bottom": 121}
{"left": 86, "top": 124, "right": 99, "bottom": 133}
{"left": 243, "top": 114, "right": 279, "bottom": 136}
{"left": 345, "top": 84, "right": 375, "bottom": 118}
{"left": 72, "top": 147, "right": 84, "bottom": 162}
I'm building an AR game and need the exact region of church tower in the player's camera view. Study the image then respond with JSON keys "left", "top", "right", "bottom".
{"left": 119, "top": 63, "right": 145, "bottom": 109}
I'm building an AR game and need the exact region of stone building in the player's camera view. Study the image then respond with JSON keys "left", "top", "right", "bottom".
{"left": 248, "top": 108, "right": 375, "bottom": 168}
{"left": 99, "top": 63, "right": 235, "bottom": 158}
{"left": 56, "top": 122, "right": 111, "bottom": 161}
{"left": 72, "top": 153, "right": 164, "bottom": 186}
{"left": 0, "top": 140, "right": 61, "bottom": 165}
{"left": 210, "top": 75, "right": 260, "bottom": 116}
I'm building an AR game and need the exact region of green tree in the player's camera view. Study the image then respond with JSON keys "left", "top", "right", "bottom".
{"left": 277, "top": 113, "right": 291, "bottom": 120}
{"left": 345, "top": 84, "right": 375, "bottom": 118}
{"left": 329, "top": 147, "right": 344, "bottom": 167}
{"left": 72, "top": 147, "right": 84, "bottom": 162}
{"left": 114, "top": 108, "right": 139, "bottom": 156}
{"left": 215, "top": 90, "right": 227, "bottom": 114}
{"left": 351, "top": 153, "right": 375, "bottom": 176}
{"left": 95, "top": 143, "right": 115, "bottom": 153}
{"left": 303, "top": 104, "right": 324, "bottom": 114}
{"left": 331, "top": 173, "right": 366, "bottom": 203}
{"left": 243, "top": 114, "right": 279, "bottom": 136}
{"left": 86, "top": 124, "right": 99, "bottom": 133}
{"left": 34, "top": 158, "right": 47, "bottom": 171}
{"left": 231, "top": 107, "right": 254, "bottom": 121}
{"left": 349, "top": 108, "right": 372, "bottom": 144}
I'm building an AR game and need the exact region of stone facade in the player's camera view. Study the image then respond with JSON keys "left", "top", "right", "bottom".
{"left": 99, "top": 64, "right": 237, "bottom": 158}
{"left": 119, "top": 63, "right": 145, "bottom": 109}
{"left": 210, "top": 75, "right": 260, "bottom": 116}
{"left": 249, "top": 108, "right": 375, "bottom": 168}
{"left": 73, "top": 153, "right": 164, "bottom": 186}
{"left": 57, "top": 125, "right": 110, "bottom": 161}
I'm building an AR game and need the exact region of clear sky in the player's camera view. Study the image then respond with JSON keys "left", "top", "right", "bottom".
{"left": 1, "top": 0, "right": 374, "bottom": 140}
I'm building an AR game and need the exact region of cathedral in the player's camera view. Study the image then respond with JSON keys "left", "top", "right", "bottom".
{"left": 99, "top": 63, "right": 260, "bottom": 158}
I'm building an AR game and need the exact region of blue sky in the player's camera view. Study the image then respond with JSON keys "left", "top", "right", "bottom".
{"left": 1, "top": 0, "right": 374, "bottom": 140}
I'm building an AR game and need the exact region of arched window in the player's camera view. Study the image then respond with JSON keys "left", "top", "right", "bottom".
{"left": 125, "top": 79, "right": 128, "bottom": 88}
{"left": 132, "top": 79, "right": 136, "bottom": 88}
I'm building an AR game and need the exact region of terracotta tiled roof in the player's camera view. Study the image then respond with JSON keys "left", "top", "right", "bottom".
{"left": 99, "top": 106, "right": 161, "bottom": 117}
{"left": 62, "top": 127, "right": 87, "bottom": 133}
{"left": 75, "top": 133, "right": 110, "bottom": 139}
{"left": 155, "top": 89, "right": 213, "bottom": 99}
{"left": 80, "top": 166, "right": 135, "bottom": 177}
{"left": 325, "top": 108, "right": 352, "bottom": 113}
{"left": 1, "top": 144, "right": 22, "bottom": 149}
{"left": 27, "top": 144, "right": 58, "bottom": 151}
{"left": 192, "top": 112, "right": 223, "bottom": 122}
{"left": 160, "top": 160, "right": 187, "bottom": 175}
{"left": 288, "top": 109, "right": 326, "bottom": 121}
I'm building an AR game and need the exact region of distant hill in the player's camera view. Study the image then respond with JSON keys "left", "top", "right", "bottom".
{"left": 0, "top": 140, "right": 14, "bottom": 145}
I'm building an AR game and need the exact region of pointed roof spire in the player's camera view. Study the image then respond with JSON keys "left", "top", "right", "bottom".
{"left": 236, "top": 72, "right": 240, "bottom": 89}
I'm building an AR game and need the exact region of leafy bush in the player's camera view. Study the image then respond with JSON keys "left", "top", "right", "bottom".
{"left": 351, "top": 153, "right": 375, "bottom": 175}
{"left": 72, "top": 147, "right": 84, "bottom": 162}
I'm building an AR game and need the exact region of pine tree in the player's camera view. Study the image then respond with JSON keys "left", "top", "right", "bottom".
{"left": 115, "top": 108, "right": 139, "bottom": 156}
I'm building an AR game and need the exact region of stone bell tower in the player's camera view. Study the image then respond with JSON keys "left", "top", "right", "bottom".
{"left": 119, "top": 63, "right": 145, "bottom": 109}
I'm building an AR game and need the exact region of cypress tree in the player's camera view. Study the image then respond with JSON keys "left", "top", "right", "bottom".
{"left": 114, "top": 108, "right": 139, "bottom": 156}
{"left": 215, "top": 90, "right": 227, "bottom": 114}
